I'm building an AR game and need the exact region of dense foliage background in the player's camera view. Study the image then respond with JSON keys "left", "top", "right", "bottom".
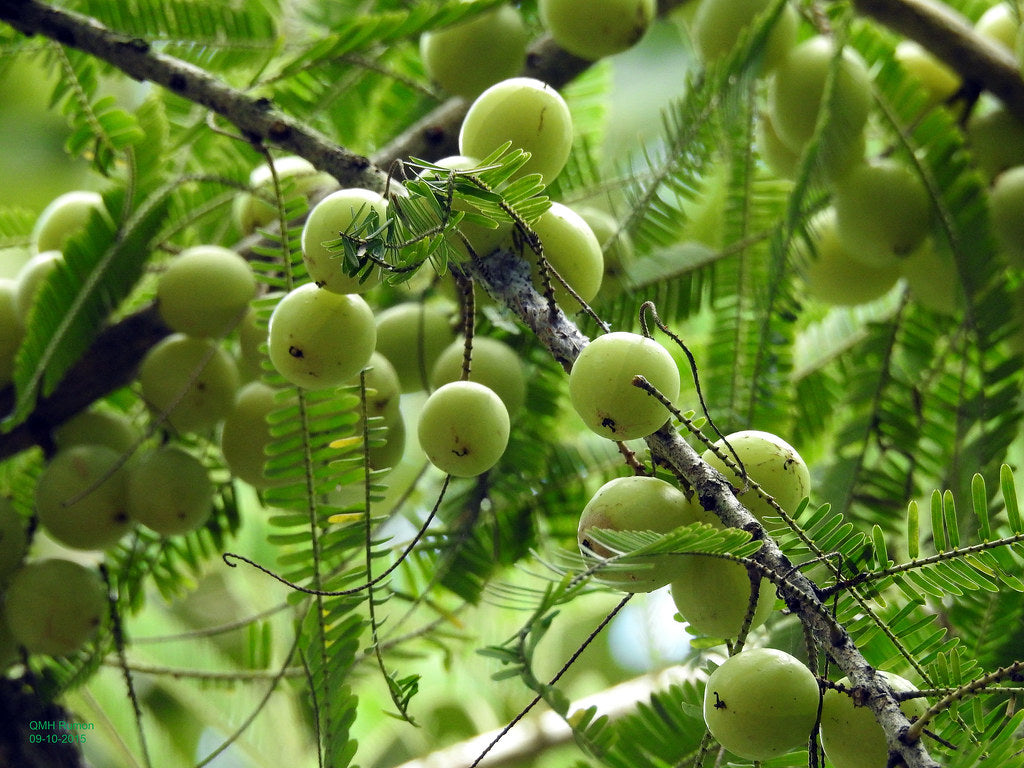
{"left": 2, "top": 1, "right": 1024, "bottom": 767}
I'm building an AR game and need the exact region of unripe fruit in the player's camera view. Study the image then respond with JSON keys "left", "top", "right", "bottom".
{"left": 139, "top": 333, "right": 240, "bottom": 433}
{"left": 126, "top": 446, "right": 213, "bottom": 535}
{"left": 988, "top": 164, "right": 1024, "bottom": 268}
{"left": 53, "top": 406, "right": 140, "bottom": 454}
{"left": 352, "top": 351, "right": 403, "bottom": 418}
{"left": 833, "top": 159, "right": 932, "bottom": 268}
{"left": 31, "top": 190, "right": 105, "bottom": 253}
{"left": 769, "top": 36, "right": 872, "bottom": 155}
{"left": 895, "top": 40, "right": 960, "bottom": 109}
{"left": 671, "top": 555, "right": 775, "bottom": 639}
{"left": 575, "top": 206, "right": 635, "bottom": 296}
{"left": 540, "top": 0, "right": 656, "bottom": 61}
{"left": 528, "top": 202, "right": 604, "bottom": 306}
{"left": 820, "top": 672, "right": 928, "bottom": 768}
{"left": 267, "top": 283, "right": 376, "bottom": 389}
{"left": 420, "top": 3, "right": 528, "bottom": 98}
{"left": 35, "top": 445, "right": 132, "bottom": 550}
{"left": 0, "top": 497, "right": 27, "bottom": 584}
{"left": 301, "top": 188, "right": 388, "bottom": 294}
{"left": 459, "top": 77, "right": 573, "bottom": 185}
{"left": 568, "top": 332, "right": 681, "bottom": 441}
{"left": 14, "top": 250, "right": 62, "bottom": 323}
{"left": 417, "top": 380, "right": 510, "bottom": 477}
{"left": 365, "top": 398, "right": 407, "bottom": 471}
{"left": 703, "top": 647, "right": 820, "bottom": 760}
{"left": 966, "top": 97, "right": 1024, "bottom": 180}
{"left": 691, "top": 0, "right": 797, "bottom": 71}
{"left": 220, "top": 381, "right": 288, "bottom": 489}
{"left": 577, "top": 475, "right": 693, "bottom": 592}
{"left": 798, "top": 208, "right": 901, "bottom": 306}
{"left": 374, "top": 302, "right": 456, "bottom": 393}
{"left": 701, "top": 429, "right": 810, "bottom": 521}
{"left": 0, "top": 279, "right": 23, "bottom": 387}
{"left": 975, "top": 3, "right": 1017, "bottom": 52}
{"left": 157, "top": 245, "right": 256, "bottom": 337}
{"left": 900, "top": 238, "right": 962, "bottom": 315}
{"left": 422, "top": 155, "right": 512, "bottom": 257}
{"left": 430, "top": 336, "right": 525, "bottom": 416}
{"left": 4, "top": 559, "right": 106, "bottom": 656}
{"left": 234, "top": 155, "right": 337, "bottom": 235}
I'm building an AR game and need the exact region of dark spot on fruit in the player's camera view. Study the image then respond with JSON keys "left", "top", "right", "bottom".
{"left": 289, "top": 346, "right": 304, "bottom": 359}
{"left": 114, "top": 512, "right": 129, "bottom": 524}
{"left": 601, "top": 416, "right": 617, "bottom": 431}
{"left": 783, "top": 457, "right": 795, "bottom": 469}
{"left": 713, "top": 691, "right": 726, "bottom": 709}
{"left": 452, "top": 447, "right": 469, "bottom": 457}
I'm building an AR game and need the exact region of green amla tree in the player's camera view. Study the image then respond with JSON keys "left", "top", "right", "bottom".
{"left": 1, "top": 1, "right": 1024, "bottom": 767}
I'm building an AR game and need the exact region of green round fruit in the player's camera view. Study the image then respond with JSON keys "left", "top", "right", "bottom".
{"left": 0, "top": 497, "right": 27, "bottom": 584}
{"left": 422, "top": 155, "right": 512, "bottom": 257}
{"left": 35, "top": 445, "right": 132, "bottom": 550}
{"left": 53, "top": 406, "right": 140, "bottom": 454}
{"left": 365, "top": 398, "right": 407, "bottom": 471}
{"left": 301, "top": 188, "right": 388, "bottom": 294}
{"left": 139, "top": 333, "right": 240, "bottom": 433}
{"left": 670, "top": 555, "right": 775, "bottom": 639}
{"left": 703, "top": 647, "right": 820, "bottom": 760}
{"left": 237, "top": 305, "right": 269, "bottom": 380}
{"left": 267, "top": 283, "right": 377, "bottom": 389}
{"left": 0, "top": 279, "right": 24, "bottom": 387}
{"left": 4, "top": 559, "right": 106, "bottom": 656}
{"left": 416, "top": 380, "right": 510, "bottom": 477}
{"left": 691, "top": 0, "right": 797, "bottom": 71}
{"left": 528, "top": 201, "right": 604, "bottom": 307}
{"left": 701, "top": 429, "right": 810, "bottom": 521}
{"left": 351, "top": 351, "right": 403, "bottom": 418}
{"left": 31, "top": 190, "right": 105, "bottom": 253}
{"left": 798, "top": 208, "right": 902, "bottom": 306}
{"left": 988, "top": 164, "right": 1024, "bottom": 268}
{"left": 568, "top": 332, "right": 681, "bottom": 441}
{"left": 768, "top": 36, "right": 872, "bottom": 155}
{"left": 235, "top": 155, "right": 337, "bottom": 235}
{"left": 900, "top": 238, "right": 962, "bottom": 315}
{"left": 420, "top": 3, "right": 528, "bottom": 98}
{"left": 833, "top": 159, "right": 932, "bottom": 268}
{"left": 577, "top": 475, "right": 694, "bottom": 592}
{"left": 540, "top": 0, "right": 656, "bottom": 61}
{"left": 375, "top": 302, "right": 456, "bottom": 393}
{"left": 126, "top": 446, "right": 213, "bottom": 535}
{"left": 430, "top": 336, "right": 525, "bottom": 416}
{"left": 575, "top": 206, "right": 635, "bottom": 296}
{"left": 976, "top": 3, "right": 1017, "bottom": 52}
{"left": 459, "top": 77, "right": 574, "bottom": 185}
{"left": 220, "top": 381, "right": 289, "bottom": 489}
{"left": 966, "top": 96, "right": 1024, "bottom": 180}
{"left": 14, "top": 250, "right": 62, "bottom": 323}
{"left": 820, "top": 672, "right": 929, "bottom": 768}
{"left": 895, "top": 40, "right": 960, "bottom": 109}
{"left": 157, "top": 245, "right": 256, "bottom": 337}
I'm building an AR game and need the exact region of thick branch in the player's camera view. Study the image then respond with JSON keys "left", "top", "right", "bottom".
{"left": 0, "top": 0, "right": 390, "bottom": 191}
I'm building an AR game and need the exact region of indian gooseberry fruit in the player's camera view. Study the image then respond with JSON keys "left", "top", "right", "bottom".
{"left": 832, "top": 159, "right": 932, "bottom": 268}
{"left": 820, "top": 671, "right": 929, "bottom": 768}
{"left": 53, "top": 406, "right": 140, "bottom": 454}
{"left": 670, "top": 553, "right": 775, "bottom": 639}
{"left": 966, "top": 96, "right": 1024, "bottom": 180}
{"left": 301, "top": 188, "right": 388, "bottom": 294}
{"left": 900, "top": 238, "right": 962, "bottom": 315}
{"left": 420, "top": 155, "right": 512, "bottom": 257}
{"left": 577, "top": 475, "right": 693, "bottom": 592}
{"left": 703, "top": 647, "right": 821, "bottom": 761}
{"left": 430, "top": 336, "right": 526, "bottom": 417}
{"left": 539, "top": 0, "right": 657, "bottom": 61}
{"left": 798, "top": 208, "right": 901, "bottom": 306}
{"left": 568, "top": 332, "right": 681, "bottom": 441}
{"left": 895, "top": 40, "right": 960, "bottom": 109}
{"left": 267, "top": 283, "right": 376, "bottom": 390}
{"left": 14, "top": 250, "right": 63, "bottom": 323}
{"left": 0, "top": 279, "right": 23, "bottom": 387}
{"left": 4, "top": 559, "right": 107, "bottom": 656}
{"left": 126, "top": 446, "right": 213, "bottom": 536}
{"left": 35, "top": 445, "right": 132, "bottom": 550}
{"left": 374, "top": 302, "right": 456, "bottom": 393}
{"left": 156, "top": 245, "right": 256, "bottom": 337}
{"left": 234, "top": 155, "right": 337, "bottom": 235}
{"left": 31, "top": 190, "right": 106, "bottom": 254}
{"left": 527, "top": 201, "right": 604, "bottom": 307}
{"left": 220, "top": 381, "right": 289, "bottom": 489}
{"left": 459, "top": 77, "right": 573, "bottom": 185}
{"left": 351, "top": 351, "right": 403, "bottom": 419}
{"left": 420, "top": 2, "right": 528, "bottom": 98}
{"left": 701, "top": 429, "right": 810, "bottom": 522}
{"left": 416, "top": 380, "right": 510, "bottom": 477}
{"left": 690, "top": 0, "right": 798, "bottom": 71}
{"left": 988, "top": 164, "right": 1024, "bottom": 268}
{"left": 575, "top": 206, "right": 635, "bottom": 296}
{"left": 768, "top": 35, "right": 872, "bottom": 156}
{"left": 139, "top": 333, "right": 240, "bottom": 433}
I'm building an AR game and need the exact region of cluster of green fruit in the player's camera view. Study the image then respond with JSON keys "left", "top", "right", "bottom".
{"left": 685, "top": 0, "right": 1024, "bottom": 316}
{"left": 702, "top": 646, "right": 928, "bottom": 767}
{"left": 419, "top": 0, "right": 656, "bottom": 101}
